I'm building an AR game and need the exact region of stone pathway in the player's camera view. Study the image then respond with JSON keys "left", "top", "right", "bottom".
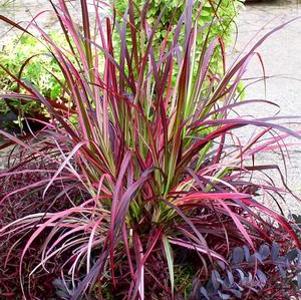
{"left": 1, "top": 0, "right": 60, "bottom": 46}
{"left": 232, "top": 0, "right": 301, "bottom": 214}
{"left": 0, "top": 0, "right": 104, "bottom": 47}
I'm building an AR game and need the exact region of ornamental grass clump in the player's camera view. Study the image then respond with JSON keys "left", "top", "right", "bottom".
{"left": 0, "top": 0, "right": 301, "bottom": 299}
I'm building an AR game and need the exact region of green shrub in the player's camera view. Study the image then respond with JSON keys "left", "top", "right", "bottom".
{"left": 0, "top": 33, "right": 64, "bottom": 117}
{"left": 114, "top": 0, "right": 241, "bottom": 40}
{"left": 113, "top": 0, "right": 242, "bottom": 70}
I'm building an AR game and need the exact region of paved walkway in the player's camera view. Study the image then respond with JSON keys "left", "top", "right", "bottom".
{"left": 233, "top": 0, "right": 301, "bottom": 214}
{"left": 0, "top": 0, "right": 102, "bottom": 47}
{"left": 1, "top": 0, "right": 58, "bottom": 45}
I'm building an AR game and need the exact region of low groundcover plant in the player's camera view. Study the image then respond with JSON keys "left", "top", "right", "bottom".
{"left": 0, "top": 0, "right": 301, "bottom": 299}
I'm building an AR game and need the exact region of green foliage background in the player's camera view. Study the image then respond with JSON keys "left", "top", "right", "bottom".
{"left": 0, "top": 34, "right": 63, "bottom": 115}
{"left": 112, "top": 0, "right": 244, "bottom": 92}
{"left": 113, "top": 0, "right": 242, "bottom": 53}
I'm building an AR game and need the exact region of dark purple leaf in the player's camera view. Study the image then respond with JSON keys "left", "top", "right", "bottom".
{"left": 256, "top": 269, "right": 267, "bottom": 286}
{"left": 232, "top": 247, "right": 244, "bottom": 264}
{"left": 236, "top": 269, "right": 245, "bottom": 282}
{"left": 254, "top": 252, "right": 264, "bottom": 264}
{"left": 246, "top": 272, "right": 253, "bottom": 284}
{"left": 211, "top": 270, "right": 221, "bottom": 289}
{"left": 271, "top": 242, "right": 280, "bottom": 261}
{"left": 259, "top": 244, "right": 270, "bottom": 260}
{"left": 297, "top": 274, "right": 301, "bottom": 288}
{"left": 199, "top": 287, "right": 210, "bottom": 300}
{"left": 287, "top": 249, "right": 298, "bottom": 262}
{"left": 278, "top": 265, "right": 286, "bottom": 278}
{"left": 227, "top": 270, "right": 234, "bottom": 286}
{"left": 243, "top": 245, "right": 250, "bottom": 262}
{"left": 218, "top": 291, "right": 231, "bottom": 300}
{"left": 229, "top": 289, "right": 242, "bottom": 298}
{"left": 297, "top": 252, "right": 301, "bottom": 267}
{"left": 217, "top": 260, "right": 226, "bottom": 270}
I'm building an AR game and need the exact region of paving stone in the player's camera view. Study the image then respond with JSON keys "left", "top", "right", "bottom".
{"left": 231, "top": 0, "right": 301, "bottom": 214}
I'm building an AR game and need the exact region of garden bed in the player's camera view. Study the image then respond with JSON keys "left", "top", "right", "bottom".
{"left": 1, "top": 0, "right": 301, "bottom": 299}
